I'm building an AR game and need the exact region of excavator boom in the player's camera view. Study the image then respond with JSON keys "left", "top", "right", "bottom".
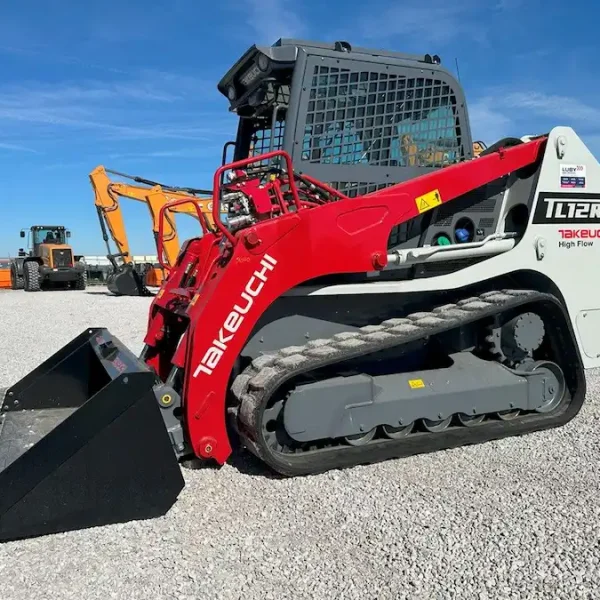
{"left": 89, "top": 166, "right": 225, "bottom": 296}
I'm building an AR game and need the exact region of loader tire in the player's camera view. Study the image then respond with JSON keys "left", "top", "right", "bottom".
{"left": 73, "top": 262, "right": 87, "bottom": 290}
{"left": 23, "top": 261, "right": 41, "bottom": 292}
{"left": 10, "top": 267, "right": 23, "bottom": 290}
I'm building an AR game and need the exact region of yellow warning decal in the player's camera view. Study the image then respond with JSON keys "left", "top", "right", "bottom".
{"left": 415, "top": 189, "right": 442, "bottom": 214}
{"left": 408, "top": 378, "right": 425, "bottom": 389}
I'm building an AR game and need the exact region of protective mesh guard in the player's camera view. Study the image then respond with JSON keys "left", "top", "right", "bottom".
{"left": 302, "top": 64, "right": 462, "bottom": 169}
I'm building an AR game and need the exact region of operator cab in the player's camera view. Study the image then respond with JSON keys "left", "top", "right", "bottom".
{"left": 31, "top": 226, "right": 68, "bottom": 246}
{"left": 216, "top": 40, "right": 515, "bottom": 282}
{"left": 20, "top": 226, "right": 71, "bottom": 256}
{"left": 218, "top": 38, "right": 473, "bottom": 198}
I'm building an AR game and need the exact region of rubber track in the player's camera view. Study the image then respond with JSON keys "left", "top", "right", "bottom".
{"left": 232, "top": 289, "right": 586, "bottom": 477}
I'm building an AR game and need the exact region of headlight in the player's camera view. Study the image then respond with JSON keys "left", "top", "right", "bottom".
{"left": 227, "top": 85, "right": 236, "bottom": 101}
{"left": 257, "top": 54, "right": 270, "bottom": 72}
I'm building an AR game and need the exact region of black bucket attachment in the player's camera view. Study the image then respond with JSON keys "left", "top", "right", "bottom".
{"left": 0, "top": 328, "right": 184, "bottom": 542}
{"left": 106, "top": 263, "right": 153, "bottom": 297}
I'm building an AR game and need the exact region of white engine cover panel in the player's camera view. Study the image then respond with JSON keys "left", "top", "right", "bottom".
{"left": 289, "top": 127, "right": 600, "bottom": 369}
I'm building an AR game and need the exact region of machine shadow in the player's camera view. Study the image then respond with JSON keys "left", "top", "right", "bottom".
{"left": 180, "top": 450, "right": 286, "bottom": 480}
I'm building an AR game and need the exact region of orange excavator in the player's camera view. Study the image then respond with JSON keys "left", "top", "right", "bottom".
{"left": 399, "top": 135, "right": 488, "bottom": 166}
{"left": 90, "top": 166, "right": 227, "bottom": 296}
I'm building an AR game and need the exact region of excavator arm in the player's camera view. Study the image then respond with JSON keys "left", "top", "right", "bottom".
{"left": 89, "top": 166, "right": 222, "bottom": 295}
{"left": 89, "top": 166, "right": 134, "bottom": 266}
{"left": 113, "top": 184, "right": 217, "bottom": 267}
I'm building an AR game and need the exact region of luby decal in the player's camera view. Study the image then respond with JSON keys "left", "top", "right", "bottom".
{"left": 193, "top": 254, "right": 278, "bottom": 377}
{"left": 560, "top": 164, "right": 586, "bottom": 189}
{"left": 532, "top": 192, "right": 600, "bottom": 224}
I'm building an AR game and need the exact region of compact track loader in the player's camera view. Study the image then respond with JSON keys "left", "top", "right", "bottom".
{"left": 0, "top": 39, "right": 597, "bottom": 542}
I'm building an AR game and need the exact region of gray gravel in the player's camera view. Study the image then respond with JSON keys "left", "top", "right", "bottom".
{"left": 1, "top": 288, "right": 600, "bottom": 600}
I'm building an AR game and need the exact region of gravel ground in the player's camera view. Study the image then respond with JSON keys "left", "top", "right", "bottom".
{"left": 1, "top": 288, "right": 600, "bottom": 600}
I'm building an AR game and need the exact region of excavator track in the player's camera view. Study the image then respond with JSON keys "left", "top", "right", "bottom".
{"left": 232, "top": 289, "right": 586, "bottom": 476}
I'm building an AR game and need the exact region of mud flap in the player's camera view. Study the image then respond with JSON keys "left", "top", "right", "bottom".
{"left": 0, "top": 328, "right": 185, "bottom": 542}
{"left": 106, "top": 264, "right": 153, "bottom": 297}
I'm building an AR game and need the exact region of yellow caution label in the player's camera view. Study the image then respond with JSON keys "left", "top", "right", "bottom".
{"left": 415, "top": 189, "right": 442, "bottom": 214}
{"left": 408, "top": 378, "right": 425, "bottom": 389}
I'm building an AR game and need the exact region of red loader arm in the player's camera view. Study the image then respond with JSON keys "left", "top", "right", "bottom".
{"left": 146, "top": 140, "right": 548, "bottom": 465}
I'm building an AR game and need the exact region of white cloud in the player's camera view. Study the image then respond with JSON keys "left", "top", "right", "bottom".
{"left": 493, "top": 0, "right": 523, "bottom": 10}
{"left": 467, "top": 97, "right": 515, "bottom": 144}
{"left": 0, "top": 71, "right": 235, "bottom": 146}
{"left": 244, "top": 0, "right": 306, "bottom": 42}
{"left": 0, "top": 43, "right": 131, "bottom": 75}
{"left": 466, "top": 89, "right": 600, "bottom": 158}
{"left": 0, "top": 79, "right": 182, "bottom": 105}
{"left": 358, "top": 0, "right": 487, "bottom": 45}
{"left": 108, "top": 146, "right": 224, "bottom": 160}
{"left": 0, "top": 141, "right": 38, "bottom": 153}
{"left": 502, "top": 91, "right": 600, "bottom": 124}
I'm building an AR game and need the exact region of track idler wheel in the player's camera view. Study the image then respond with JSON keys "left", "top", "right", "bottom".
{"left": 527, "top": 360, "right": 567, "bottom": 413}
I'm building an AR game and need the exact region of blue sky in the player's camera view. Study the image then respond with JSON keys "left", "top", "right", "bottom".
{"left": 1, "top": 0, "right": 598, "bottom": 256}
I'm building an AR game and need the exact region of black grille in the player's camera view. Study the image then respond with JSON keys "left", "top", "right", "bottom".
{"left": 302, "top": 65, "right": 463, "bottom": 168}
{"left": 52, "top": 249, "right": 73, "bottom": 268}
{"left": 329, "top": 180, "right": 388, "bottom": 198}
{"left": 251, "top": 122, "right": 285, "bottom": 155}
{"left": 478, "top": 217, "right": 495, "bottom": 229}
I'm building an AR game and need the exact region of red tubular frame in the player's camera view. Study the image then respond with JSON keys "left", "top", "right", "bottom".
{"left": 211, "top": 150, "right": 302, "bottom": 245}
{"left": 149, "top": 136, "right": 548, "bottom": 465}
{"left": 156, "top": 197, "right": 211, "bottom": 272}
{"left": 296, "top": 172, "right": 349, "bottom": 200}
